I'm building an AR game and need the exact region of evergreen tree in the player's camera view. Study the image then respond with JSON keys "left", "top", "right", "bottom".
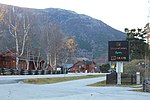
{"left": 124, "top": 28, "right": 148, "bottom": 60}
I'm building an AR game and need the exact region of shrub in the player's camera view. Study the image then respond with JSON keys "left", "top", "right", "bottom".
{"left": 124, "top": 59, "right": 145, "bottom": 76}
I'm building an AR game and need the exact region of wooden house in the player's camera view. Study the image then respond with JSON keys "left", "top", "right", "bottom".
{"left": 0, "top": 50, "right": 16, "bottom": 69}
{"left": 0, "top": 50, "right": 44, "bottom": 70}
{"left": 68, "top": 60, "right": 96, "bottom": 73}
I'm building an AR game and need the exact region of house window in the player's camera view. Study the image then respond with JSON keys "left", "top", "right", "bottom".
{"left": 3, "top": 61, "right": 5, "bottom": 65}
{"left": 3, "top": 61, "right": 8, "bottom": 65}
{"left": 79, "top": 66, "right": 83, "bottom": 69}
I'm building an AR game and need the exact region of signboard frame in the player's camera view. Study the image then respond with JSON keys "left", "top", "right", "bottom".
{"left": 108, "top": 41, "right": 129, "bottom": 62}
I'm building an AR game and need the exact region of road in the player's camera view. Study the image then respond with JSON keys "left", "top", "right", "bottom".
{"left": 0, "top": 73, "right": 99, "bottom": 84}
{"left": 0, "top": 74, "right": 150, "bottom": 100}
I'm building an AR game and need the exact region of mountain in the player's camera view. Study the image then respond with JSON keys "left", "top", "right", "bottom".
{"left": 44, "top": 8, "right": 126, "bottom": 58}
{"left": 0, "top": 4, "right": 126, "bottom": 60}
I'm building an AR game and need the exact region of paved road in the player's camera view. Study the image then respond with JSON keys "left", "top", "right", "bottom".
{"left": 0, "top": 74, "right": 150, "bottom": 100}
{"left": 0, "top": 73, "right": 100, "bottom": 84}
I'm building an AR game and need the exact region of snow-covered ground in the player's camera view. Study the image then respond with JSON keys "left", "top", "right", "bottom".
{"left": 0, "top": 74, "right": 150, "bottom": 100}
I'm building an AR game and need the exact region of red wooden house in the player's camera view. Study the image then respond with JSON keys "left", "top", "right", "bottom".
{"left": 68, "top": 60, "right": 96, "bottom": 73}
{"left": 0, "top": 50, "right": 44, "bottom": 70}
{"left": 0, "top": 55, "right": 16, "bottom": 69}
{"left": 0, "top": 50, "right": 16, "bottom": 69}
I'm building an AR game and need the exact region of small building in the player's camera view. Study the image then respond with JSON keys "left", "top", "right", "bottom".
{"left": 0, "top": 50, "right": 16, "bottom": 69}
{"left": 0, "top": 50, "right": 44, "bottom": 70}
{"left": 68, "top": 60, "right": 96, "bottom": 73}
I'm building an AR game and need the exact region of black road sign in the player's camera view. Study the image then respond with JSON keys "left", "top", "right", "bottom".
{"left": 108, "top": 41, "right": 129, "bottom": 61}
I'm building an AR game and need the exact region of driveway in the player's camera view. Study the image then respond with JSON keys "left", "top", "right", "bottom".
{"left": 0, "top": 74, "right": 150, "bottom": 100}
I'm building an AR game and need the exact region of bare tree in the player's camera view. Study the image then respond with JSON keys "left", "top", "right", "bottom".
{"left": 41, "top": 14, "right": 65, "bottom": 70}
{"left": 42, "top": 14, "right": 77, "bottom": 69}
{"left": 0, "top": 5, "right": 6, "bottom": 22}
{"left": 45, "top": 23, "right": 64, "bottom": 69}
{"left": 1, "top": 5, "right": 76, "bottom": 70}
{"left": 0, "top": 5, "right": 7, "bottom": 52}
{"left": 4, "top": 7, "right": 32, "bottom": 69}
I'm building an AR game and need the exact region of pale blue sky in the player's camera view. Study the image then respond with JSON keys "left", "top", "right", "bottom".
{"left": 0, "top": 0, "right": 149, "bottom": 32}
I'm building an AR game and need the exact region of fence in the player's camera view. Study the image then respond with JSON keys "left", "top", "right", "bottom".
{"left": 106, "top": 72, "right": 136, "bottom": 84}
{"left": 106, "top": 72, "right": 117, "bottom": 84}
{"left": 143, "top": 78, "right": 150, "bottom": 92}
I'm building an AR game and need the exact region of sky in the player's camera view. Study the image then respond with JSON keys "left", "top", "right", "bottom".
{"left": 0, "top": 0, "right": 149, "bottom": 32}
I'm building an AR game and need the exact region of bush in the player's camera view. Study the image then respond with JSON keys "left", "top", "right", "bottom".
{"left": 100, "top": 64, "right": 110, "bottom": 73}
{"left": 124, "top": 59, "right": 145, "bottom": 76}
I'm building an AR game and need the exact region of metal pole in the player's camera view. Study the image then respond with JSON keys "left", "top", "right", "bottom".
{"left": 117, "top": 72, "right": 121, "bottom": 85}
{"left": 117, "top": 62, "right": 122, "bottom": 85}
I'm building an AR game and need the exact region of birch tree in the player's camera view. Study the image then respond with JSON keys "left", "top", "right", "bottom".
{"left": 46, "top": 23, "right": 64, "bottom": 69}
{"left": 0, "top": 5, "right": 7, "bottom": 51}
{"left": 41, "top": 16, "right": 64, "bottom": 70}
{"left": 58, "top": 37, "right": 77, "bottom": 65}
{"left": 4, "top": 7, "right": 32, "bottom": 69}
{"left": 0, "top": 5, "right": 6, "bottom": 22}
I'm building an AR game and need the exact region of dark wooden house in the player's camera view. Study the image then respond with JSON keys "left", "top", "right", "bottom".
{"left": 0, "top": 50, "right": 44, "bottom": 70}
{"left": 0, "top": 50, "right": 16, "bottom": 69}
{"left": 68, "top": 60, "right": 96, "bottom": 73}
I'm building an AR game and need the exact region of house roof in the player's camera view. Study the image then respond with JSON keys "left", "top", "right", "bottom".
{"left": 81, "top": 60, "right": 95, "bottom": 66}
{"left": 65, "top": 64, "right": 73, "bottom": 68}
{"left": 76, "top": 57, "right": 89, "bottom": 61}
{"left": 2, "top": 50, "right": 16, "bottom": 57}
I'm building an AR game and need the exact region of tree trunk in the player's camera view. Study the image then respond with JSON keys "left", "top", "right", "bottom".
{"left": 54, "top": 52, "right": 57, "bottom": 66}
{"left": 26, "top": 60, "right": 29, "bottom": 70}
{"left": 16, "top": 57, "right": 19, "bottom": 69}
{"left": 15, "top": 31, "right": 19, "bottom": 69}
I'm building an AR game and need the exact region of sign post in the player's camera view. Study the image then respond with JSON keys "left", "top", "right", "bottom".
{"left": 116, "top": 62, "right": 123, "bottom": 84}
{"left": 108, "top": 41, "right": 129, "bottom": 85}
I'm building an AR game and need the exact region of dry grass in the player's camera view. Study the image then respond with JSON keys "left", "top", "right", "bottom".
{"left": 23, "top": 74, "right": 105, "bottom": 84}
{"left": 88, "top": 80, "right": 148, "bottom": 93}
{"left": 88, "top": 80, "right": 140, "bottom": 87}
